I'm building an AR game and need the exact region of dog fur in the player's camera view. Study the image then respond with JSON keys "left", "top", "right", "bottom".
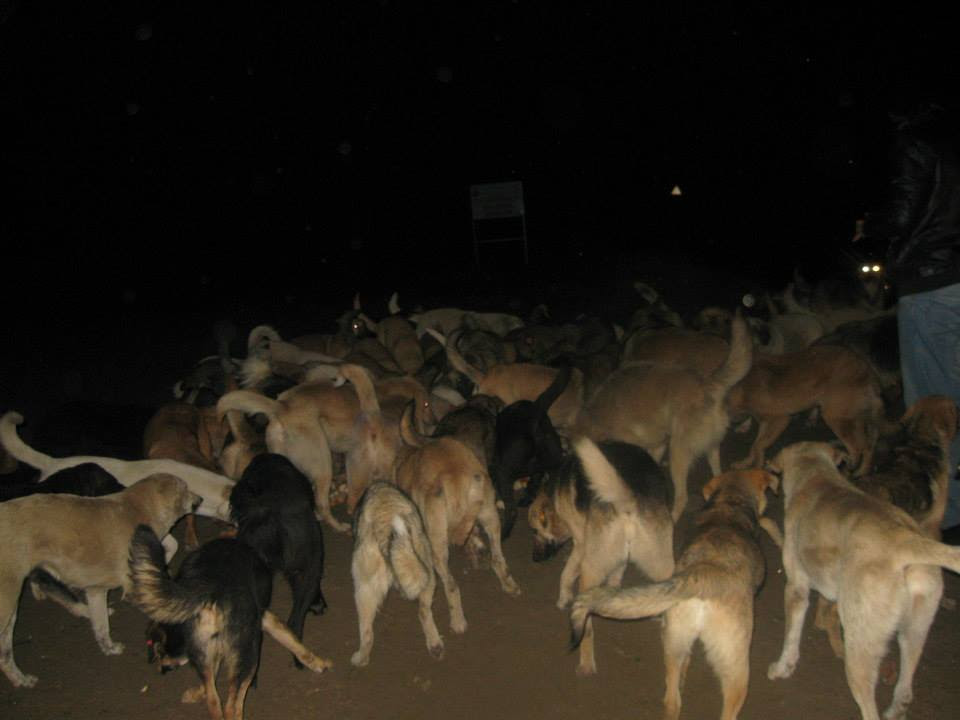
{"left": 129, "top": 525, "right": 332, "bottom": 720}
{"left": 0, "top": 461, "right": 123, "bottom": 502}
{"left": 528, "top": 437, "right": 675, "bottom": 676}
{"left": 349, "top": 481, "right": 443, "bottom": 666}
{"left": 766, "top": 441, "right": 960, "bottom": 720}
{"left": 569, "top": 468, "right": 778, "bottom": 719}
{"left": 574, "top": 311, "right": 752, "bottom": 520}
{"left": 0, "top": 474, "right": 201, "bottom": 687}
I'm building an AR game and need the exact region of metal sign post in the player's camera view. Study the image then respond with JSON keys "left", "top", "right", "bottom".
{"left": 469, "top": 181, "right": 528, "bottom": 266}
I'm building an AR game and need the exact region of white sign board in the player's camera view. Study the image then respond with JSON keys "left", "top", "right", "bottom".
{"left": 470, "top": 181, "right": 525, "bottom": 220}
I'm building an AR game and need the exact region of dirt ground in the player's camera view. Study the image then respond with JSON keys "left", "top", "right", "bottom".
{"left": 2, "top": 262, "right": 960, "bottom": 720}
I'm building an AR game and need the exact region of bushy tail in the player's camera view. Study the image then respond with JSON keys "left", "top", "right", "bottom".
{"left": 705, "top": 310, "right": 753, "bottom": 398}
{"left": 339, "top": 364, "right": 381, "bottom": 419}
{"left": 128, "top": 524, "right": 207, "bottom": 624}
{"left": 386, "top": 514, "right": 434, "bottom": 600}
{"left": 534, "top": 366, "right": 571, "bottom": 414}
{"left": 569, "top": 577, "right": 694, "bottom": 649}
{"left": 572, "top": 436, "right": 634, "bottom": 513}
{"left": 0, "top": 412, "right": 56, "bottom": 472}
{"left": 247, "top": 324, "right": 282, "bottom": 354}
{"left": 217, "top": 390, "right": 283, "bottom": 422}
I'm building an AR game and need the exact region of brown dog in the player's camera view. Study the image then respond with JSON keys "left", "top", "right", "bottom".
{"left": 395, "top": 419, "right": 520, "bottom": 635}
{"left": 574, "top": 311, "right": 752, "bottom": 520}
{"left": 570, "top": 468, "right": 779, "bottom": 719}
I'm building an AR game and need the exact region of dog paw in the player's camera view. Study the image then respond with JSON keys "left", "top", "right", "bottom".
{"left": 181, "top": 686, "right": 206, "bottom": 704}
{"left": 502, "top": 577, "right": 521, "bottom": 596}
{"left": 556, "top": 595, "right": 571, "bottom": 610}
{"left": 767, "top": 660, "right": 794, "bottom": 680}
{"left": 575, "top": 662, "right": 597, "bottom": 677}
{"left": 307, "top": 655, "right": 334, "bottom": 673}
{"left": 13, "top": 672, "right": 38, "bottom": 688}
{"left": 100, "top": 640, "right": 125, "bottom": 656}
{"left": 350, "top": 651, "right": 370, "bottom": 667}
{"left": 450, "top": 617, "right": 468, "bottom": 634}
{"left": 428, "top": 642, "right": 445, "bottom": 660}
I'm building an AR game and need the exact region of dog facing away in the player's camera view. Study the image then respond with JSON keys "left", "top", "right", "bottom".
{"left": 766, "top": 441, "right": 960, "bottom": 720}
{"left": 0, "top": 474, "right": 201, "bottom": 687}
{"left": 349, "top": 482, "right": 443, "bottom": 667}
{"left": 129, "top": 525, "right": 332, "bottom": 720}
{"left": 528, "top": 437, "right": 675, "bottom": 676}
{"left": 569, "top": 469, "right": 779, "bottom": 720}
{"left": 229, "top": 453, "right": 327, "bottom": 668}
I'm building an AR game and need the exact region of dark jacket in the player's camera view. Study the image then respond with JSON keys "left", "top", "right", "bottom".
{"left": 867, "top": 105, "right": 960, "bottom": 297}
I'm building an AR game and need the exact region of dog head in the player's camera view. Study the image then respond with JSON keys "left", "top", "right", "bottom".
{"left": 527, "top": 491, "right": 571, "bottom": 562}
{"left": 702, "top": 469, "right": 779, "bottom": 516}
{"left": 766, "top": 441, "right": 847, "bottom": 497}
{"left": 145, "top": 622, "right": 189, "bottom": 674}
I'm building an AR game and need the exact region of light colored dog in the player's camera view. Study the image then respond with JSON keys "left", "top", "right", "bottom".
{"left": 0, "top": 473, "right": 201, "bottom": 687}
{"left": 0, "top": 411, "right": 234, "bottom": 560}
{"left": 395, "top": 422, "right": 520, "bottom": 635}
{"left": 766, "top": 440, "right": 960, "bottom": 720}
{"left": 349, "top": 481, "right": 443, "bottom": 667}
{"left": 528, "top": 437, "right": 676, "bottom": 676}
{"left": 574, "top": 311, "right": 752, "bottom": 520}
{"left": 569, "top": 468, "right": 779, "bottom": 720}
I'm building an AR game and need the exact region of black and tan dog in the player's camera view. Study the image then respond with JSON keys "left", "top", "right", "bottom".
{"left": 229, "top": 453, "right": 327, "bottom": 668}
{"left": 349, "top": 481, "right": 443, "bottom": 667}
{"left": 129, "top": 525, "right": 332, "bottom": 720}
{"left": 570, "top": 469, "right": 779, "bottom": 720}
{"left": 528, "top": 437, "right": 675, "bottom": 676}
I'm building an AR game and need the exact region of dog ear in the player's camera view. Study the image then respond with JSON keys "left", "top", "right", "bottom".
{"left": 750, "top": 469, "right": 779, "bottom": 495}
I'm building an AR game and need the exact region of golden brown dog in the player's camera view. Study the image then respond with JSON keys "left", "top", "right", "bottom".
{"left": 574, "top": 311, "right": 752, "bottom": 520}
{"left": 0, "top": 473, "right": 201, "bottom": 687}
{"left": 766, "top": 441, "right": 960, "bottom": 720}
{"left": 726, "top": 345, "right": 885, "bottom": 474}
{"left": 528, "top": 437, "right": 675, "bottom": 676}
{"left": 621, "top": 326, "right": 731, "bottom": 376}
{"left": 569, "top": 468, "right": 778, "bottom": 720}
{"left": 395, "top": 421, "right": 520, "bottom": 635}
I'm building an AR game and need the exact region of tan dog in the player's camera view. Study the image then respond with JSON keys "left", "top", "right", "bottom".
{"left": 766, "top": 441, "right": 960, "bottom": 720}
{"left": 620, "top": 326, "right": 731, "bottom": 375}
{"left": 434, "top": 328, "right": 584, "bottom": 434}
{"left": 395, "top": 425, "right": 520, "bottom": 635}
{"left": 349, "top": 482, "right": 443, "bottom": 667}
{"left": 574, "top": 311, "right": 752, "bottom": 520}
{"left": 0, "top": 474, "right": 201, "bottom": 687}
{"left": 528, "top": 437, "right": 675, "bottom": 676}
{"left": 360, "top": 313, "right": 424, "bottom": 376}
{"left": 726, "top": 345, "right": 885, "bottom": 474}
{"left": 569, "top": 469, "right": 778, "bottom": 720}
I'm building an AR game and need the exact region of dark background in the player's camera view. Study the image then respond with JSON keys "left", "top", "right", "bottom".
{"left": 3, "top": 2, "right": 959, "bottom": 320}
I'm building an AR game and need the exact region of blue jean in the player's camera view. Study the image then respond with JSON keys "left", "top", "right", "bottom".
{"left": 898, "top": 282, "right": 960, "bottom": 527}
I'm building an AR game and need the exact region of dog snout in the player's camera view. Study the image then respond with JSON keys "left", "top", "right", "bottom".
{"left": 531, "top": 535, "right": 560, "bottom": 563}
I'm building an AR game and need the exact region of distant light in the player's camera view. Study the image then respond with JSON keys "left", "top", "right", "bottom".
{"left": 742, "top": 293, "right": 756, "bottom": 308}
{"left": 671, "top": 185, "right": 682, "bottom": 196}
{"left": 872, "top": 264, "right": 881, "bottom": 272}
{"left": 861, "top": 265, "right": 870, "bottom": 273}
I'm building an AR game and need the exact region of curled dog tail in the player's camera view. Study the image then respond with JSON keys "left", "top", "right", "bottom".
{"left": 128, "top": 524, "right": 207, "bottom": 625}
{"left": 386, "top": 513, "right": 434, "bottom": 601}
{"left": 430, "top": 328, "right": 485, "bottom": 386}
{"left": 338, "top": 364, "right": 381, "bottom": 419}
{"left": 0, "top": 411, "right": 56, "bottom": 473}
{"left": 573, "top": 436, "right": 634, "bottom": 514}
{"left": 705, "top": 309, "right": 753, "bottom": 399}
{"left": 217, "top": 389, "right": 282, "bottom": 423}
{"left": 534, "top": 365, "right": 572, "bottom": 415}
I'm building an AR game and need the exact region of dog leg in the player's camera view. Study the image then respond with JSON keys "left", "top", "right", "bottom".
{"left": 285, "top": 558, "right": 325, "bottom": 669}
{"left": 667, "top": 447, "right": 694, "bottom": 520}
{"left": 263, "top": 611, "right": 333, "bottom": 673}
{"left": 476, "top": 501, "right": 520, "bottom": 596}
{"left": 573, "top": 557, "right": 612, "bottom": 676}
{"left": 767, "top": 578, "right": 811, "bottom": 680}
{"left": 702, "top": 604, "right": 751, "bottom": 720}
{"left": 349, "top": 552, "right": 391, "bottom": 667}
{"left": 429, "top": 522, "right": 467, "bottom": 634}
{"left": 706, "top": 446, "right": 722, "bottom": 479}
{"left": 417, "top": 572, "right": 445, "bottom": 660}
{"left": 661, "top": 605, "right": 697, "bottom": 720}
{"left": 556, "top": 544, "right": 584, "bottom": 609}
{"left": 0, "top": 606, "right": 38, "bottom": 688}
{"left": 181, "top": 685, "right": 206, "bottom": 704}
{"left": 86, "top": 590, "right": 124, "bottom": 656}
{"left": 201, "top": 668, "right": 225, "bottom": 720}
{"left": 734, "top": 416, "right": 790, "bottom": 471}
{"left": 29, "top": 579, "right": 94, "bottom": 619}
{"left": 814, "top": 596, "right": 844, "bottom": 659}
{"left": 224, "top": 671, "right": 255, "bottom": 720}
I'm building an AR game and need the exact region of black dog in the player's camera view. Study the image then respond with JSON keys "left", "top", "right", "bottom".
{"left": 0, "top": 462, "right": 124, "bottom": 502}
{"left": 229, "top": 453, "right": 327, "bottom": 668}
{"left": 491, "top": 365, "right": 570, "bottom": 539}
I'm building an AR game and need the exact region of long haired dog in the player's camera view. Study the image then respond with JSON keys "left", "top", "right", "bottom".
{"left": 129, "top": 525, "right": 332, "bottom": 720}
{"left": 766, "top": 441, "right": 960, "bottom": 720}
{"left": 528, "top": 437, "right": 675, "bottom": 676}
{"left": 574, "top": 310, "right": 752, "bottom": 520}
{"left": 570, "top": 469, "right": 779, "bottom": 720}
{"left": 349, "top": 482, "right": 443, "bottom": 667}
{"left": 395, "top": 417, "right": 520, "bottom": 635}
{"left": 229, "top": 453, "right": 327, "bottom": 668}
{"left": 491, "top": 364, "right": 570, "bottom": 539}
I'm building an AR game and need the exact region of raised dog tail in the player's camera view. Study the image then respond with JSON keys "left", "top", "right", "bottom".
{"left": 706, "top": 309, "right": 753, "bottom": 399}
{"left": 128, "top": 524, "right": 208, "bottom": 625}
{"left": 217, "top": 389, "right": 282, "bottom": 423}
{"left": 431, "top": 328, "right": 486, "bottom": 386}
{"left": 338, "top": 364, "right": 381, "bottom": 419}
{"left": 0, "top": 411, "right": 56, "bottom": 473}
{"left": 386, "top": 513, "right": 434, "bottom": 601}
{"left": 896, "top": 533, "right": 960, "bottom": 576}
{"left": 247, "top": 324, "right": 282, "bottom": 354}
{"left": 534, "top": 365, "right": 572, "bottom": 414}
{"left": 572, "top": 436, "right": 634, "bottom": 514}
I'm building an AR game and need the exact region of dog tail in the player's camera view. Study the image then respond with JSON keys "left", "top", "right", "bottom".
{"left": 572, "top": 436, "right": 634, "bottom": 513}
{"left": 128, "top": 524, "right": 207, "bottom": 625}
{"left": 386, "top": 513, "right": 434, "bottom": 601}
{"left": 399, "top": 400, "right": 429, "bottom": 449}
{"left": 432, "top": 329, "right": 485, "bottom": 386}
{"left": 705, "top": 309, "right": 753, "bottom": 398}
{"left": 895, "top": 533, "right": 960, "bottom": 575}
{"left": 338, "top": 364, "right": 381, "bottom": 419}
{"left": 534, "top": 366, "right": 572, "bottom": 414}
{"left": 217, "top": 389, "right": 283, "bottom": 423}
{"left": 0, "top": 411, "right": 56, "bottom": 472}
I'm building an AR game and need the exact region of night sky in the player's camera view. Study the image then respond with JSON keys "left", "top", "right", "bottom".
{"left": 5, "top": 3, "right": 959, "bottom": 312}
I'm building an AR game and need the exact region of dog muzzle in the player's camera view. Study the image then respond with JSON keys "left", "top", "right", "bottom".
{"left": 532, "top": 536, "right": 561, "bottom": 563}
